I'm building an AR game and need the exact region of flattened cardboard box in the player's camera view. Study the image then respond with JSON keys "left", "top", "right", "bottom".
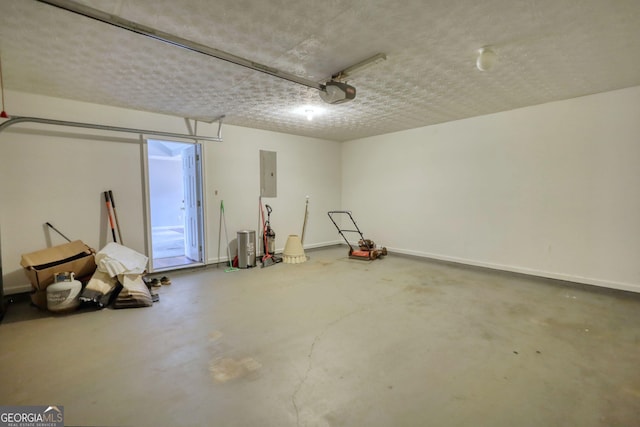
{"left": 20, "top": 240, "right": 96, "bottom": 308}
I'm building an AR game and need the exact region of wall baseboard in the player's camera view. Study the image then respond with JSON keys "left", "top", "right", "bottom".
{"left": 388, "top": 246, "right": 640, "bottom": 294}
{"left": 5, "top": 284, "right": 33, "bottom": 296}
{"left": 11, "top": 242, "right": 632, "bottom": 295}
{"left": 206, "top": 240, "right": 342, "bottom": 265}
{"left": 302, "top": 240, "right": 342, "bottom": 250}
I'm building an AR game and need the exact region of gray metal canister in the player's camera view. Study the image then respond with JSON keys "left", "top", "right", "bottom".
{"left": 237, "top": 230, "right": 256, "bottom": 268}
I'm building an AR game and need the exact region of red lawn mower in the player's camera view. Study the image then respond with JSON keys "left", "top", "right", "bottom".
{"left": 328, "top": 211, "right": 387, "bottom": 260}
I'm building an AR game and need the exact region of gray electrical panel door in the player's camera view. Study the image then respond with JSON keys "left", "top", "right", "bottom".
{"left": 260, "top": 150, "right": 277, "bottom": 197}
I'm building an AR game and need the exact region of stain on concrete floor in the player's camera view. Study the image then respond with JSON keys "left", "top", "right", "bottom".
{"left": 209, "top": 357, "right": 262, "bottom": 383}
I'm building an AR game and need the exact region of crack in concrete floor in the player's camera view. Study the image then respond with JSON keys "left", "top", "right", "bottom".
{"left": 291, "top": 306, "right": 368, "bottom": 427}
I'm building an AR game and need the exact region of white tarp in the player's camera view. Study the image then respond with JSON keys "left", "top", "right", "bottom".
{"left": 95, "top": 242, "right": 148, "bottom": 277}
{"left": 81, "top": 243, "right": 152, "bottom": 308}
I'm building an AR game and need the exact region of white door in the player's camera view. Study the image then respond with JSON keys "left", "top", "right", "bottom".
{"left": 183, "top": 144, "right": 202, "bottom": 261}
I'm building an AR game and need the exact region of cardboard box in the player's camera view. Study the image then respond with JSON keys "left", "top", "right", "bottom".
{"left": 21, "top": 240, "right": 96, "bottom": 308}
{"left": 30, "top": 289, "right": 48, "bottom": 310}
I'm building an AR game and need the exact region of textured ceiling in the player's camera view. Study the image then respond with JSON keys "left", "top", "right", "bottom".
{"left": 1, "top": 0, "right": 639, "bottom": 142}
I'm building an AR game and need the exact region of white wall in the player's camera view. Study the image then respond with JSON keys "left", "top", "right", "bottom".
{"left": 203, "top": 124, "right": 343, "bottom": 265}
{"left": 0, "top": 91, "right": 342, "bottom": 294}
{"left": 342, "top": 86, "right": 640, "bottom": 293}
{"left": 3, "top": 86, "right": 638, "bottom": 295}
{"left": 148, "top": 155, "right": 184, "bottom": 228}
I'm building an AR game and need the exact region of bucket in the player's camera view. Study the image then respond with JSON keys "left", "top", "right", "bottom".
{"left": 237, "top": 230, "right": 256, "bottom": 268}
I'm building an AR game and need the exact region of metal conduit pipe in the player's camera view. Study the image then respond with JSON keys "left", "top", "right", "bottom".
{"left": 0, "top": 115, "right": 223, "bottom": 142}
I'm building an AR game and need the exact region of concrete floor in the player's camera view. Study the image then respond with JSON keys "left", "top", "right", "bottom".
{"left": 1, "top": 246, "right": 639, "bottom": 427}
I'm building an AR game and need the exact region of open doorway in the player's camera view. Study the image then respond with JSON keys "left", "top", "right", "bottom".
{"left": 146, "top": 139, "right": 204, "bottom": 271}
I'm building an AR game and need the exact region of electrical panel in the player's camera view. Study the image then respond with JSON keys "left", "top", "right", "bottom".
{"left": 260, "top": 150, "right": 277, "bottom": 197}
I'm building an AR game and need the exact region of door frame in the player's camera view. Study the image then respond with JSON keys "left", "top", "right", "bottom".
{"left": 143, "top": 138, "right": 207, "bottom": 272}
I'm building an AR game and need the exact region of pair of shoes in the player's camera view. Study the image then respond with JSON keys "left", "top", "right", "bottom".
{"left": 150, "top": 278, "right": 161, "bottom": 288}
{"left": 160, "top": 276, "right": 171, "bottom": 285}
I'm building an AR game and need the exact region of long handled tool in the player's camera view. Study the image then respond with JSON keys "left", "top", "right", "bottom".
{"left": 301, "top": 195, "right": 309, "bottom": 245}
{"left": 217, "top": 199, "right": 223, "bottom": 268}
{"left": 104, "top": 191, "right": 117, "bottom": 243}
{"left": 220, "top": 200, "right": 239, "bottom": 272}
{"left": 108, "top": 190, "right": 123, "bottom": 244}
{"left": 0, "top": 52, "right": 8, "bottom": 118}
{"left": 45, "top": 222, "right": 72, "bottom": 242}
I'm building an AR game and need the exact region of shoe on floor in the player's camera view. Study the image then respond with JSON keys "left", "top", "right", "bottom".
{"left": 150, "top": 278, "right": 161, "bottom": 288}
{"left": 160, "top": 276, "right": 171, "bottom": 285}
